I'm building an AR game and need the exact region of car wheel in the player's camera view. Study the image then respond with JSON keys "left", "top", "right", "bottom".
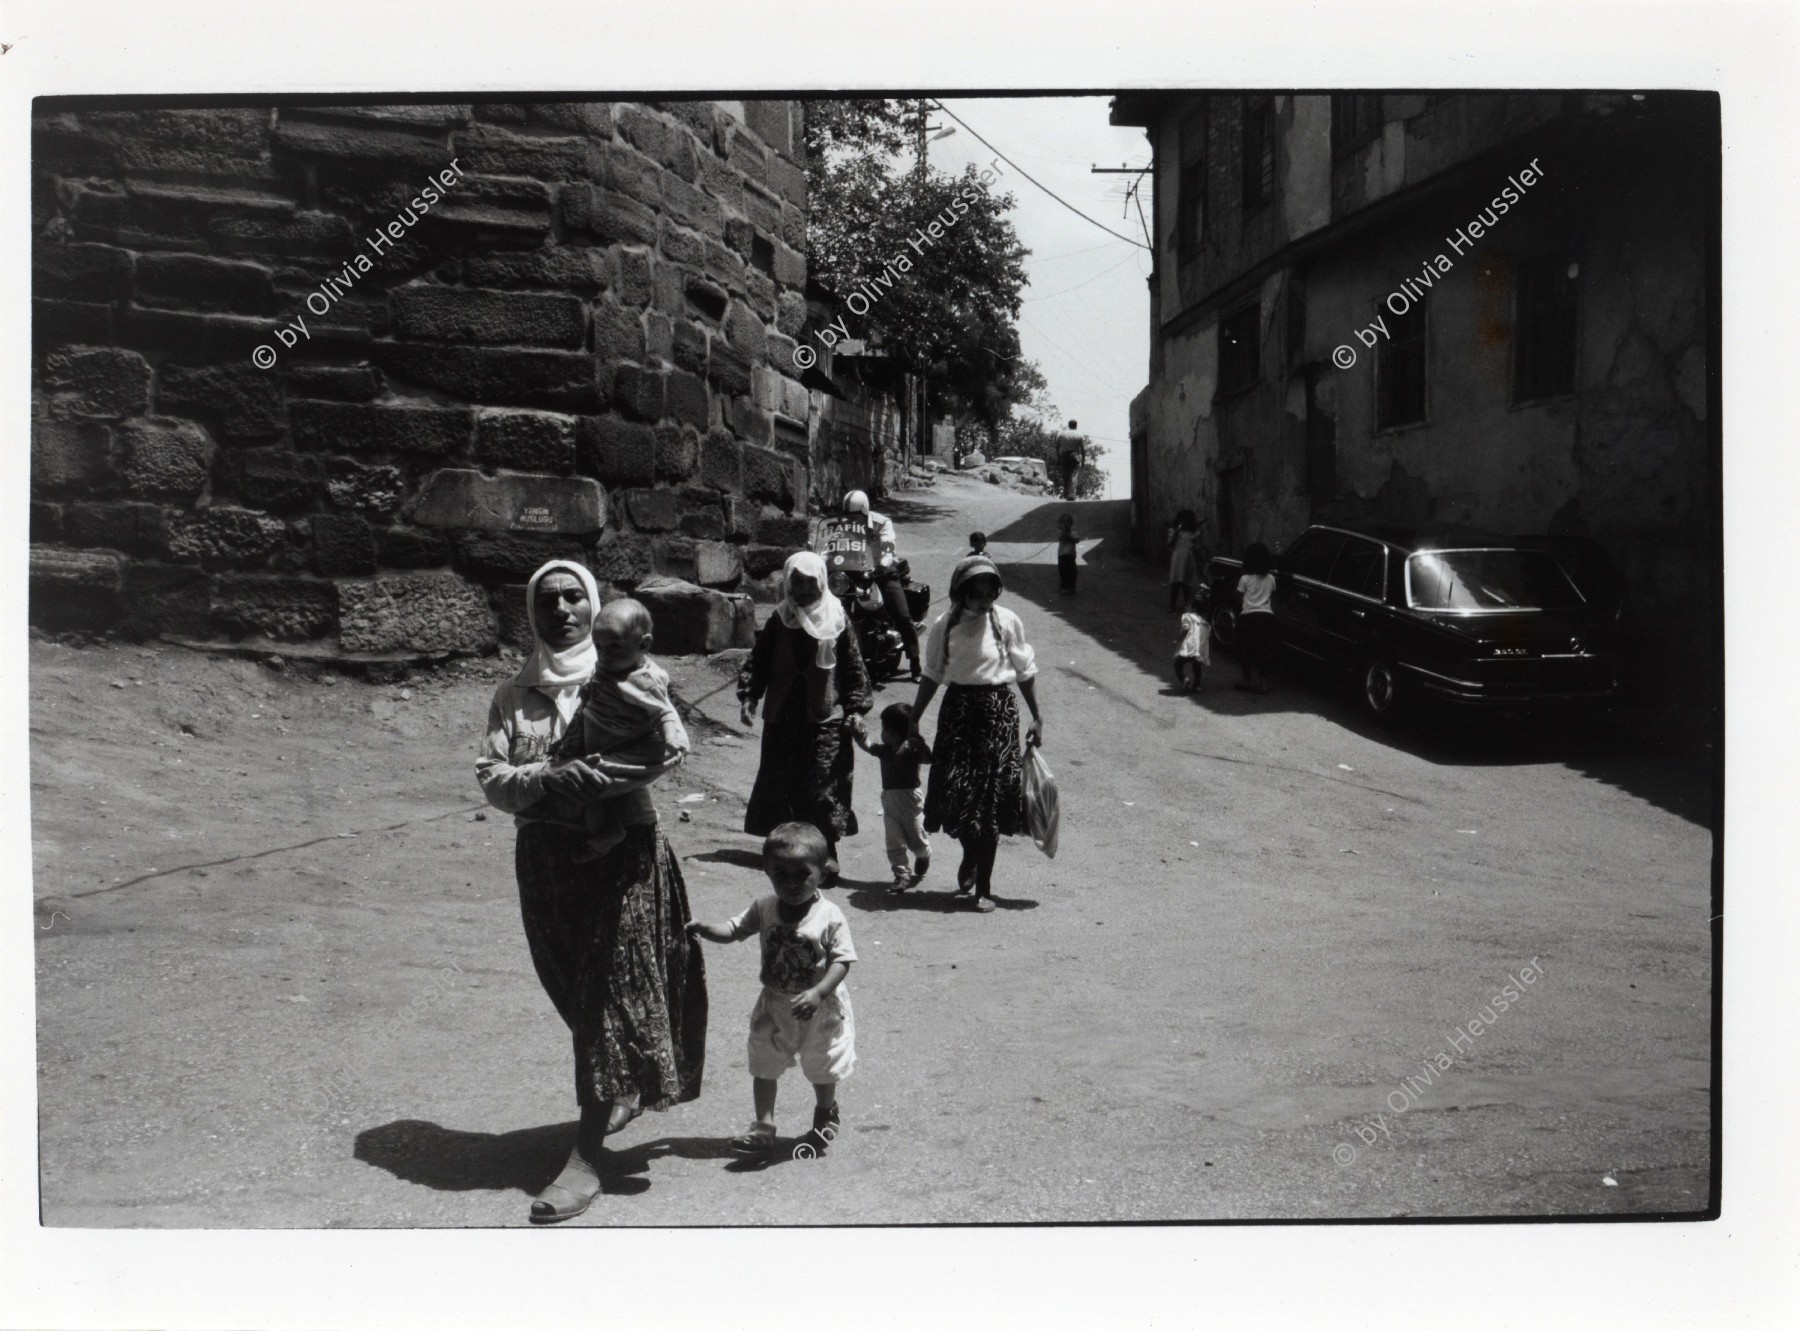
{"left": 1360, "top": 656, "right": 1402, "bottom": 719}
{"left": 1212, "top": 605, "right": 1239, "bottom": 652}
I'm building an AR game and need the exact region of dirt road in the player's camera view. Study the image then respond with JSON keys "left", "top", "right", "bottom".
{"left": 32, "top": 471, "right": 1714, "bottom": 1225}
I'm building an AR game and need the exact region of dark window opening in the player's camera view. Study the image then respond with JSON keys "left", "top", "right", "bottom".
{"left": 1331, "top": 94, "right": 1382, "bottom": 155}
{"left": 1375, "top": 297, "right": 1427, "bottom": 429}
{"left": 1242, "top": 96, "right": 1276, "bottom": 211}
{"left": 1218, "top": 304, "right": 1261, "bottom": 397}
{"left": 1514, "top": 256, "right": 1579, "bottom": 402}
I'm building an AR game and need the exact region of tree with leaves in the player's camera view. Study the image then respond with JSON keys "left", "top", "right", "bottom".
{"left": 802, "top": 99, "right": 1032, "bottom": 435}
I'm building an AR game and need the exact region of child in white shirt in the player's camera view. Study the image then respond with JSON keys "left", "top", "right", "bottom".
{"left": 1175, "top": 588, "right": 1212, "bottom": 693}
{"left": 687, "top": 821, "right": 856, "bottom": 1158}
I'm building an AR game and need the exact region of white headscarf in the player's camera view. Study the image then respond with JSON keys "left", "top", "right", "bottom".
{"left": 773, "top": 551, "right": 847, "bottom": 664}
{"left": 517, "top": 560, "right": 599, "bottom": 720}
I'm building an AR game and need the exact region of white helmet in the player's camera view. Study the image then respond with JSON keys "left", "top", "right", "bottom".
{"left": 843, "top": 490, "right": 870, "bottom": 514}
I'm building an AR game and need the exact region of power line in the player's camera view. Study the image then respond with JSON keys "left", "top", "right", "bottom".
{"left": 929, "top": 101, "right": 1151, "bottom": 252}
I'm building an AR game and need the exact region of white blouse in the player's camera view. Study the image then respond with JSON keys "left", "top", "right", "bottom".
{"left": 921, "top": 603, "right": 1039, "bottom": 686}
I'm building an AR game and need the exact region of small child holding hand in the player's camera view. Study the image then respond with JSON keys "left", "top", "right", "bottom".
{"left": 548, "top": 598, "right": 689, "bottom": 858}
{"left": 853, "top": 701, "right": 932, "bottom": 890}
{"left": 687, "top": 822, "right": 856, "bottom": 1158}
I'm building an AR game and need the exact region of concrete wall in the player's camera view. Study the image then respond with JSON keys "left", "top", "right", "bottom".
{"left": 30, "top": 99, "right": 817, "bottom": 654}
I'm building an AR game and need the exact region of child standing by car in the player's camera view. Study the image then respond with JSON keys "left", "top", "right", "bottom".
{"left": 1167, "top": 510, "right": 1201, "bottom": 611}
{"left": 853, "top": 701, "right": 932, "bottom": 890}
{"left": 1174, "top": 587, "right": 1211, "bottom": 693}
{"left": 1234, "top": 542, "right": 1276, "bottom": 694}
{"left": 687, "top": 821, "right": 856, "bottom": 1159}
{"left": 1057, "top": 514, "right": 1079, "bottom": 595}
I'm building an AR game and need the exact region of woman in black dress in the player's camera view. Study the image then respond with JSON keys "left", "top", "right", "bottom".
{"left": 738, "top": 552, "right": 872, "bottom": 863}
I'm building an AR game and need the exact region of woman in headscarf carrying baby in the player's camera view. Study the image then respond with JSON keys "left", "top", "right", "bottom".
{"left": 737, "top": 552, "right": 873, "bottom": 867}
{"left": 477, "top": 559, "right": 708, "bottom": 1224}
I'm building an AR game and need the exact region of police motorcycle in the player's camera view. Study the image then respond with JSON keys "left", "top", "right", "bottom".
{"left": 815, "top": 512, "right": 922, "bottom": 684}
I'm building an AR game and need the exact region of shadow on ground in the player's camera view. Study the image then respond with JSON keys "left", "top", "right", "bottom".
{"left": 985, "top": 498, "right": 1719, "bottom": 829}
{"left": 354, "top": 1119, "right": 741, "bottom": 1199}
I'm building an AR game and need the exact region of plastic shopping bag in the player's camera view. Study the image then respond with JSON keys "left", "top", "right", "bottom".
{"left": 1022, "top": 745, "right": 1060, "bottom": 859}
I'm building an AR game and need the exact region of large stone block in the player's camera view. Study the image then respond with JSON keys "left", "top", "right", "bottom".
{"left": 703, "top": 239, "right": 746, "bottom": 291}
{"left": 158, "top": 362, "right": 285, "bottom": 438}
{"left": 723, "top": 302, "right": 768, "bottom": 360}
{"left": 212, "top": 575, "right": 339, "bottom": 641}
{"left": 238, "top": 449, "right": 325, "bottom": 510}
{"left": 659, "top": 220, "right": 708, "bottom": 271}
{"left": 29, "top": 546, "right": 123, "bottom": 631}
{"left": 613, "top": 364, "right": 666, "bottom": 423}
{"left": 167, "top": 508, "right": 288, "bottom": 568}
{"left": 32, "top": 420, "right": 115, "bottom": 495}
{"left": 456, "top": 124, "right": 600, "bottom": 179}
{"left": 667, "top": 369, "right": 710, "bottom": 430}
{"left": 577, "top": 415, "right": 656, "bottom": 487}
{"left": 678, "top": 489, "right": 727, "bottom": 541}
{"left": 313, "top": 512, "right": 378, "bottom": 577}
{"left": 589, "top": 531, "right": 654, "bottom": 584}
{"left": 40, "top": 347, "right": 152, "bottom": 420}
{"left": 708, "top": 342, "right": 753, "bottom": 397}
{"left": 371, "top": 344, "right": 600, "bottom": 412}
{"left": 591, "top": 303, "right": 647, "bottom": 365}
{"left": 617, "top": 250, "right": 655, "bottom": 307}
{"left": 634, "top": 575, "right": 754, "bottom": 654}
{"left": 63, "top": 502, "right": 169, "bottom": 557}
{"left": 291, "top": 400, "right": 471, "bottom": 456}
{"left": 120, "top": 562, "right": 212, "bottom": 639}
{"left": 741, "top": 443, "right": 795, "bottom": 506}
{"left": 452, "top": 530, "right": 588, "bottom": 582}
{"left": 284, "top": 364, "right": 383, "bottom": 402}
{"left": 31, "top": 501, "right": 62, "bottom": 543}
{"left": 119, "top": 417, "right": 216, "bottom": 500}
{"left": 209, "top": 211, "right": 355, "bottom": 259}
{"left": 684, "top": 275, "right": 729, "bottom": 323}
{"left": 392, "top": 285, "right": 585, "bottom": 347}
{"left": 325, "top": 459, "right": 405, "bottom": 516}
{"left": 411, "top": 467, "right": 605, "bottom": 534}
{"left": 742, "top": 101, "right": 793, "bottom": 159}
{"left": 490, "top": 582, "right": 533, "bottom": 647}
{"left": 767, "top": 154, "right": 807, "bottom": 206}
{"left": 464, "top": 246, "right": 609, "bottom": 294}
{"left": 743, "top": 544, "right": 792, "bottom": 578}
{"left": 561, "top": 185, "right": 658, "bottom": 246}
{"left": 602, "top": 141, "right": 664, "bottom": 209}
{"left": 755, "top": 510, "right": 810, "bottom": 546}
{"left": 136, "top": 253, "right": 278, "bottom": 315}
{"left": 338, "top": 571, "right": 496, "bottom": 654}
{"left": 475, "top": 408, "right": 578, "bottom": 473}
{"left": 772, "top": 240, "right": 806, "bottom": 289}
{"left": 376, "top": 526, "right": 451, "bottom": 569}
{"left": 699, "top": 429, "right": 743, "bottom": 491}
{"left": 671, "top": 319, "right": 709, "bottom": 375}
{"left": 624, "top": 487, "right": 681, "bottom": 532}
{"left": 34, "top": 300, "right": 112, "bottom": 353}
{"left": 661, "top": 175, "right": 724, "bottom": 237}
{"left": 694, "top": 539, "right": 742, "bottom": 587}
{"left": 273, "top": 116, "right": 450, "bottom": 166}
{"left": 654, "top": 422, "right": 699, "bottom": 482}
{"left": 775, "top": 290, "right": 807, "bottom": 337}
{"left": 34, "top": 243, "right": 133, "bottom": 302}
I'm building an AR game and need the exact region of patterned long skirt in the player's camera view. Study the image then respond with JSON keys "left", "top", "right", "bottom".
{"left": 743, "top": 712, "right": 860, "bottom": 842}
{"left": 516, "top": 821, "right": 707, "bottom": 1111}
{"left": 924, "top": 683, "right": 1025, "bottom": 840}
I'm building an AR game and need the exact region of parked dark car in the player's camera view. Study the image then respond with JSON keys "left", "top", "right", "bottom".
{"left": 1206, "top": 523, "right": 1624, "bottom": 718}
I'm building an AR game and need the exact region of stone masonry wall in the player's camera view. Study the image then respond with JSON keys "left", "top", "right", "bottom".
{"left": 30, "top": 99, "right": 818, "bottom": 655}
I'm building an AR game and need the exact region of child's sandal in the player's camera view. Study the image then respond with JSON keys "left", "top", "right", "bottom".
{"left": 729, "top": 1122, "right": 777, "bottom": 1155}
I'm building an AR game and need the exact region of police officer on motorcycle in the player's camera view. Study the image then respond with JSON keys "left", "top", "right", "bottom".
{"left": 843, "top": 490, "right": 922, "bottom": 682}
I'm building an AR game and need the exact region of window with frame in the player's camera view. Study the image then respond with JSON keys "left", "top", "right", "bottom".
{"left": 1241, "top": 96, "right": 1276, "bottom": 211}
{"left": 1326, "top": 536, "right": 1387, "bottom": 599}
{"left": 1331, "top": 94, "right": 1382, "bottom": 155}
{"left": 1513, "top": 256, "right": 1579, "bottom": 402}
{"left": 1375, "top": 297, "right": 1428, "bottom": 429}
{"left": 1217, "top": 304, "right": 1261, "bottom": 397}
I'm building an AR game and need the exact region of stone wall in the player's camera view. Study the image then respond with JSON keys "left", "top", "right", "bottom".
{"left": 30, "top": 99, "right": 818, "bottom": 655}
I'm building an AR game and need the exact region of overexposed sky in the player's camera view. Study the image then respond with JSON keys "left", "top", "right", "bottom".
{"left": 931, "top": 96, "right": 1153, "bottom": 498}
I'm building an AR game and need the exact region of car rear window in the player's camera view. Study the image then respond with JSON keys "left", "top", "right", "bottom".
{"left": 1406, "top": 550, "right": 1584, "bottom": 611}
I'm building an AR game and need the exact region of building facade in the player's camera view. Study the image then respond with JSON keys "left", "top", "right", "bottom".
{"left": 1112, "top": 93, "right": 1719, "bottom": 687}
{"left": 30, "top": 98, "right": 822, "bottom": 655}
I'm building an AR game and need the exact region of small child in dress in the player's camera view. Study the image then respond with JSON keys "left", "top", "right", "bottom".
{"left": 548, "top": 598, "right": 690, "bottom": 859}
{"left": 852, "top": 701, "right": 933, "bottom": 890}
{"left": 1057, "top": 514, "right": 1079, "bottom": 595}
{"left": 1174, "top": 587, "right": 1212, "bottom": 693}
{"left": 687, "top": 822, "right": 856, "bottom": 1158}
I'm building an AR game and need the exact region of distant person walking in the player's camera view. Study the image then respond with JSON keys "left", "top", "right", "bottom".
{"left": 1056, "top": 421, "right": 1084, "bottom": 501}
{"left": 909, "top": 555, "right": 1044, "bottom": 912}
{"left": 1166, "top": 509, "right": 1204, "bottom": 612}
